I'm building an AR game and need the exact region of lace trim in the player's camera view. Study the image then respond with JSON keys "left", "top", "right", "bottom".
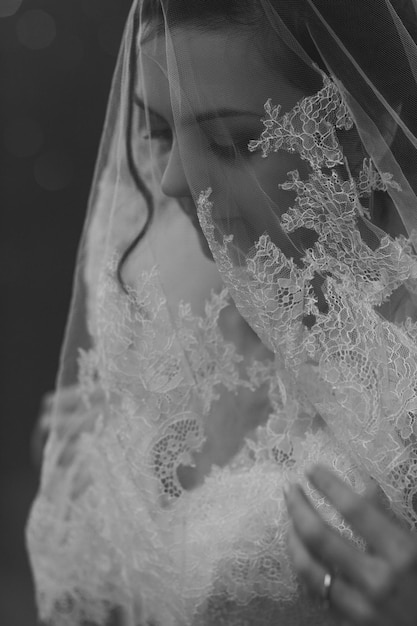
{"left": 197, "top": 75, "right": 417, "bottom": 531}
{"left": 248, "top": 75, "right": 353, "bottom": 169}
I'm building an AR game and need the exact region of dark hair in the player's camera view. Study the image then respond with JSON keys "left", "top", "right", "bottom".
{"left": 118, "top": 0, "right": 417, "bottom": 286}
{"left": 117, "top": 0, "right": 322, "bottom": 286}
{"left": 116, "top": 7, "right": 153, "bottom": 289}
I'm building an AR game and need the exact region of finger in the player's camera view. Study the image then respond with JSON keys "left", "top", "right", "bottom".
{"left": 381, "top": 559, "right": 417, "bottom": 626}
{"left": 288, "top": 524, "right": 392, "bottom": 626}
{"left": 363, "top": 479, "right": 385, "bottom": 510}
{"left": 287, "top": 522, "right": 328, "bottom": 598}
{"left": 285, "top": 483, "right": 377, "bottom": 586}
{"left": 287, "top": 479, "right": 417, "bottom": 626}
{"left": 308, "top": 465, "right": 415, "bottom": 563}
{"left": 362, "top": 481, "right": 396, "bottom": 558}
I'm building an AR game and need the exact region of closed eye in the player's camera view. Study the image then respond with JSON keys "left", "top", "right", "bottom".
{"left": 209, "top": 138, "right": 254, "bottom": 162}
{"left": 142, "top": 128, "right": 173, "bottom": 144}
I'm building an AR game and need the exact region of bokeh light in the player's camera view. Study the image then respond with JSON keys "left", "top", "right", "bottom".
{"left": 52, "top": 33, "right": 84, "bottom": 71}
{"left": 0, "top": 241, "right": 23, "bottom": 285}
{"left": 34, "top": 150, "right": 73, "bottom": 191}
{"left": 0, "top": 0, "right": 23, "bottom": 19}
{"left": 3, "top": 117, "right": 44, "bottom": 158}
{"left": 17, "top": 10, "right": 56, "bottom": 51}
{"left": 82, "top": 0, "right": 121, "bottom": 22}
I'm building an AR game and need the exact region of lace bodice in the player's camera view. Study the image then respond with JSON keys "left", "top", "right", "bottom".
{"left": 27, "top": 229, "right": 366, "bottom": 625}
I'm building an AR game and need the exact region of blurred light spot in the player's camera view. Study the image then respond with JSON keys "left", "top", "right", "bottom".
{"left": 98, "top": 22, "right": 122, "bottom": 56}
{"left": 4, "top": 117, "right": 44, "bottom": 158}
{"left": 0, "top": 0, "right": 23, "bottom": 18}
{"left": 82, "top": 0, "right": 106, "bottom": 20}
{"left": 34, "top": 151, "right": 73, "bottom": 191}
{"left": 17, "top": 10, "right": 56, "bottom": 50}
{"left": 52, "top": 33, "right": 84, "bottom": 70}
{"left": 82, "top": 0, "right": 120, "bottom": 21}
{"left": 0, "top": 241, "right": 22, "bottom": 284}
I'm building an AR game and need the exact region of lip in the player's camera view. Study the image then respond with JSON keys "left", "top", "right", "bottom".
{"left": 178, "top": 197, "right": 256, "bottom": 258}
{"left": 176, "top": 197, "right": 213, "bottom": 259}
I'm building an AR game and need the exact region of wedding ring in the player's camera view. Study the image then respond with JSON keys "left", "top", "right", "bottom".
{"left": 322, "top": 572, "right": 333, "bottom": 606}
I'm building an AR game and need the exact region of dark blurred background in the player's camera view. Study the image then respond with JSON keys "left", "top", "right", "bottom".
{"left": 1, "top": 0, "right": 131, "bottom": 623}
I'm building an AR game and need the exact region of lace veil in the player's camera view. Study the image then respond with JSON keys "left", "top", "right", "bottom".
{"left": 27, "top": 1, "right": 417, "bottom": 625}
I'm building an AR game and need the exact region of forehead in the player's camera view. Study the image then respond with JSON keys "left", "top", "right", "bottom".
{"left": 137, "top": 27, "right": 306, "bottom": 117}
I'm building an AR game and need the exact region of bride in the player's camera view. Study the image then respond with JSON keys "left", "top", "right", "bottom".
{"left": 27, "top": 1, "right": 417, "bottom": 624}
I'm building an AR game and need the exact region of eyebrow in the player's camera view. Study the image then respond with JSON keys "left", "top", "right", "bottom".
{"left": 134, "top": 95, "right": 260, "bottom": 124}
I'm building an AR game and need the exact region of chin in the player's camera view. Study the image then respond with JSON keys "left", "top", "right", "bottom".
{"left": 178, "top": 198, "right": 214, "bottom": 261}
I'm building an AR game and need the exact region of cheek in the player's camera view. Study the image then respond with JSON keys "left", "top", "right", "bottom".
{"left": 213, "top": 152, "right": 310, "bottom": 258}
{"left": 255, "top": 150, "right": 308, "bottom": 212}
{"left": 152, "top": 145, "right": 171, "bottom": 181}
{"left": 230, "top": 151, "right": 307, "bottom": 225}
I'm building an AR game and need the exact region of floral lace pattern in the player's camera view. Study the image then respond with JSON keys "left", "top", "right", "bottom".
{"left": 248, "top": 75, "right": 353, "bottom": 169}
{"left": 197, "top": 75, "right": 417, "bottom": 531}
{"left": 27, "top": 247, "right": 361, "bottom": 626}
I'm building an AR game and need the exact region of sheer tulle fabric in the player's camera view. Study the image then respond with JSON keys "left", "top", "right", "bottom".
{"left": 27, "top": 1, "right": 417, "bottom": 624}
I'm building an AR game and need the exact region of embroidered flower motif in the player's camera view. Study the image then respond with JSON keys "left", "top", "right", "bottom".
{"left": 248, "top": 75, "right": 353, "bottom": 169}
{"left": 357, "top": 158, "right": 402, "bottom": 196}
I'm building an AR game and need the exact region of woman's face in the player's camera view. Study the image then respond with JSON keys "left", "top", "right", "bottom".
{"left": 137, "top": 26, "right": 311, "bottom": 258}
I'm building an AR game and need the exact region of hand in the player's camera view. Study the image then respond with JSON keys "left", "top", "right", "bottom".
{"left": 284, "top": 465, "right": 417, "bottom": 626}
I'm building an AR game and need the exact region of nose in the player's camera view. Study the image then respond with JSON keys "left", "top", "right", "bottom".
{"left": 160, "top": 138, "right": 190, "bottom": 198}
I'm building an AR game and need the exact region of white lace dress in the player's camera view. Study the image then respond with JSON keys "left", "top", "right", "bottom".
{"left": 26, "top": 177, "right": 356, "bottom": 626}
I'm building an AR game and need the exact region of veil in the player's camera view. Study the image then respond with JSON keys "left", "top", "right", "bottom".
{"left": 27, "top": 1, "right": 417, "bottom": 625}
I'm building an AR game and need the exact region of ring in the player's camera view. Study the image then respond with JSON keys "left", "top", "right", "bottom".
{"left": 322, "top": 572, "right": 334, "bottom": 607}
